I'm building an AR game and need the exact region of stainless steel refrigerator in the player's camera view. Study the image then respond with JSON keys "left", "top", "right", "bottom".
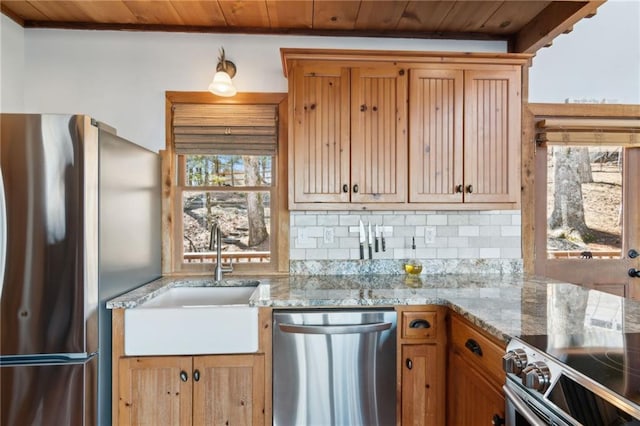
{"left": 0, "top": 114, "right": 161, "bottom": 426}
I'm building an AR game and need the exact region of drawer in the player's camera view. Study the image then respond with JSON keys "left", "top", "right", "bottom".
{"left": 401, "top": 311, "right": 438, "bottom": 340}
{"left": 450, "top": 315, "right": 505, "bottom": 385}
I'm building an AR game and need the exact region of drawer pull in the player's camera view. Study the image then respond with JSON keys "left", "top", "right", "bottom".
{"left": 465, "top": 338, "right": 483, "bottom": 357}
{"left": 409, "top": 319, "right": 431, "bottom": 329}
{"left": 180, "top": 371, "right": 188, "bottom": 382}
{"left": 406, "top": 358, "right": 413, "bottom": 370}
{"left": 193, "top": 369, "right": 200, "bottom": 382}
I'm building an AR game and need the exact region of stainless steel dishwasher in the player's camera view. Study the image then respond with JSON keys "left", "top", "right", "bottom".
{"left": 273, "top": 309, "right": 397, "bottom": 426}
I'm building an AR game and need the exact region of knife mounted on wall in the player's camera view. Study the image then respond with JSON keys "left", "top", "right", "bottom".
{"left": 359, "top": 220, "right": 366, "bottom": 260}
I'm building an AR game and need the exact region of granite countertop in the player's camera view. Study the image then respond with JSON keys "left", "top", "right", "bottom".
{"left": 107, "top": 273, "right": 640, "bottom": 344}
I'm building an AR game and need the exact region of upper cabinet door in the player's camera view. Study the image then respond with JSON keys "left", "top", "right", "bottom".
{"left": 464, "top": 68, "right": 521, "bottom": 204}
{"left": 350, "top": 65, "right": 408, "bottom": 203}
{"left": 409, "top": 68, "right": 464, "bottom": 203}
{"left": 291, "top": 63, "right": 351, "bottom": 203}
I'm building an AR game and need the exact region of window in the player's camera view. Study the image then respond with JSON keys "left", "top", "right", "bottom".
{"left": 164, "top": 93, "right": 288, "bottom": 275}
{"left": 531, "top": 109, "right": 640, "bottom": 298}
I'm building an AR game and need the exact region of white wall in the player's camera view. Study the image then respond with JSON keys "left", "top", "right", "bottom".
{"left": 0, "top": 14, "right": 25, "bottom": 112}
{"left": 529, "top": 0, "right": 640, "bottom": 103}
{"left": 22, "top": 31, "right": 504, "bottom": 151}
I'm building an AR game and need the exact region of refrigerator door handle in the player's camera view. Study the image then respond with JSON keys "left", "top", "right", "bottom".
{"left": 0, "top": 167, "right": 6, "bottom": 287}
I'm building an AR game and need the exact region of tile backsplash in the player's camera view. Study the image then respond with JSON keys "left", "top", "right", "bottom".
{"left": 290, "top": 210, "right": 522, "bottom": 275}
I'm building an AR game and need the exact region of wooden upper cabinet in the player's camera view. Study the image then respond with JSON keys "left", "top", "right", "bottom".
{"left": 409, "top": 68, "right": 464, "bottom": 203}
{"left": 351, "top": 65, "right": 407, "bottom": 203}
{"left": 464, "top": 68, "right": 521, "bottom": 204}
{"left": 409, "top": 65, "right": 521, "bottom": 207}
{"left": 289, "top": 61, "right": 407, "bottom": 207}
{"left": 291, "top": 62, "right": 350, "bottom": 204}
{"left": 282, "top": 49, "right": 530, "bottom": 210}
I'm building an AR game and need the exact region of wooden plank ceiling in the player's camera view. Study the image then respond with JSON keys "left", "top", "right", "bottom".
{"left": 1, "top": 0, "right": 605, "bottom": 53}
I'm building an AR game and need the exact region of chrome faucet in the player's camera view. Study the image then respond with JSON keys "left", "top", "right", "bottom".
{"left": 209, "top": 220, "right": 233, "bottom": 281}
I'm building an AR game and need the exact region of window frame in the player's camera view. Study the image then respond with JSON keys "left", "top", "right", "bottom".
{"left": 162, "top": 92, "right": 289, "bottom": 275}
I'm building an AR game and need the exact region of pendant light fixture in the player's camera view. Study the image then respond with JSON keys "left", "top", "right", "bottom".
{"left": 208, "top": 47, "right": 237, "bottom": 97}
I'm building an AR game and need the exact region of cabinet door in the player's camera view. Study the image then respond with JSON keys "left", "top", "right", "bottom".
{"left": 409, "top": 68, "right": 464, "bottom": 203}
{"left": 447, "top": 349, "right": 505, "bottom": 426}
{"left": 401, "top": 345, "right": 442, "bottom": 426}
{"left": 351, "top": 65, "right": 407, "bottom": 203}
{"left": 464, "top": 68, "right": 521, "bottom": 204}
{"left": 192, "top": 354, "right": 265, "bottom": 426}
{"left": 118, "top": 356, "right": 193, "bottom": 426}
{"left": 291, "top": 62, "right": 351, "bottom": 203}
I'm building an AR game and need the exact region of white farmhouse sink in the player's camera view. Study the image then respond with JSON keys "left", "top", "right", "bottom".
{"left": 124, "top": 285, "right": 259, "bottom": 356}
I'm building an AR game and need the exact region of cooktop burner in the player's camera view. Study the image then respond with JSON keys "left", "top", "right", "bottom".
{"left": 518, "top": 332, "right": 640, "bottom": 407}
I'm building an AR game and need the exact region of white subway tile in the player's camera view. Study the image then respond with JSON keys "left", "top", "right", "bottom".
{"left": 469, "top": 215, "right": 492, "bottom": 225}
{"left": 458, "top": 248, "right": 480, "bottom": 258}
{"left": 447, "top": 237, "right": 470, "bottom": 248}
{"left": 305, "top": 226, "right": 324, "bottom": 238}
{"left": 383, "top": 215, "right": 406, "bottom": 226}
{"left": 427, "top": 215, "right": 448, "bottom": 225}
{"left": 511, "top": 214, "right": 522, "bottom": 225}
{"left": 490, "top": 215, "right": 512, "bottom": 225}
{"left": 448, "top": 215, "right": 470, "bottom": 225}
{"left": 306, "top": 249, "right": 328, "bottom": 260}
{"left": 289, "top": 248, "right": 306, "bottom": 260}
{"left": 437, "top": 226, "right": 459, "bottom": 237}
{"left": 317, "top": 215, "right": 339, "bottom": 226}
{"left": 416, "top": 248, "right": 437, "bottom": 258}
{"left": 406, "top": 215, "right": 427, "bottom": 225}
{"left": 500, "top": 247, "right": 522, "bottom": 259}
{"left": 459, "top": 226, "right": 480, "bottom": 237}
{"left": 339, "top": 237, "right": 360, "bottom": 249}
{"left": 480, "top": 248, "right": 501, "bottom": 258}
{"left": 295, "top": 238, "right": 317, "bottom": 249}
{"left": 437, "top": 248, "right": 459, "bottom": 259}
{"left": 501, "top": 226, "right": 521, "bottom": 237}
{"left": 479, "top": 226, "right": 501, "bottom": 237}
{"left": 339, "top": 215, "right": 360, "bottom": 226}
{"left": 294, "top": 215, "right": 317, "bottom": 226}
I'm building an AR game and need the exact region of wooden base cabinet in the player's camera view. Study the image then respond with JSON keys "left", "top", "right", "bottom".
{"left": 447, "top": 314, "right": 506, "bottom": 426}
{"left": 397, "top": 306, "right": 446, "bottom": 426}
{"left": 118, "top": 354, "right": 265, "bottom": 426}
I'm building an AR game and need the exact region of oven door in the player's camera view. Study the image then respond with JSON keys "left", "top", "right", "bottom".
{"left": 503, "top": 378, "right": 577, "bottom": 426}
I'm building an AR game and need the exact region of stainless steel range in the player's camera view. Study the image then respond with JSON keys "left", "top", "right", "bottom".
{"left": 502, "top": 331, "right": 640, "bottom": 425}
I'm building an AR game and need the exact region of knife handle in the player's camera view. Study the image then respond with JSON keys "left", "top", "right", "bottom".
{"left": 359, "top": 244, "right": 364, "bottom": 260}
{"left": 375, "top": 238, "right": 379, "bottom": 252}
{"left": 368, "top": 245, "right": 373, "bottom": 259}
{"left": 381, "top": 235, "right": 386, "bottom": 252}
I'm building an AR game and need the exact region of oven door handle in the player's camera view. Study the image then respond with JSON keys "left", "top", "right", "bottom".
{"left": 503, "top": 385, "right": 546, "bottom": 426}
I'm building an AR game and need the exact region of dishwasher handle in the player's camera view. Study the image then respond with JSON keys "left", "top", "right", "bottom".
{"left": 278, "top": 322, "right": 392, "bottom": 335}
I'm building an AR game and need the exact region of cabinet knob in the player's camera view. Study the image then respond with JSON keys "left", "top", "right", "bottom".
{"left": 180, "top": 371, "right": 188, "bottom": 382}
{"left": 353, "top": 184, "right": 359, "bottom": 193}
{"left": 343, "top": 184, "right": 349, "bottom": 193}
{"left": 466, "top": 184, "right": 474, "bottom": 194}
{"left": 360, "top": 104, "right": 367, "bottom": 112}
{"left": 492, "top": 414, "right": 505, "bottom": 426}
{"left": 455, "top": 184, "right": 463, "bottom": 193}
{"left": 372, "top": 106, "right": 378, "bottom": 112}
{"left": 399, "top": 69, "right": 405, "bottom": 76}
{"left": 406, "top": 358, "right": 413, "bottom": 370}
{"left": 465, "top": 338, "right": 483, "bottom": 357}
{"left": 193, "top": 369, "right": 200, "bottom": 382}
{"left": 409, "top": 319, "right": 431, "bottom": 329}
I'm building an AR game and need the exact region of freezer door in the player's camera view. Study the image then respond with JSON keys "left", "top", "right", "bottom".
{"left": 0, "top": 114, "right": 98, "bottom": 357}
{"left": 0, "top": 355, "right": 97, "bottom": 426}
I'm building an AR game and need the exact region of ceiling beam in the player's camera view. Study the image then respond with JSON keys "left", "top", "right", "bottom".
{"left": 18, "top": 20, "right": 508, "bottom": 42}
{"left": 511, "top": 1, "right": 604, "bottom": 53}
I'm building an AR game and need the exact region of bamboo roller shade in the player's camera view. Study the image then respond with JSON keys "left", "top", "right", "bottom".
{"left": 536, "top": 118, "right": 640, "bottom": 147}
{"left": 173, "top": 104, "right": 278, "bottom": 155}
